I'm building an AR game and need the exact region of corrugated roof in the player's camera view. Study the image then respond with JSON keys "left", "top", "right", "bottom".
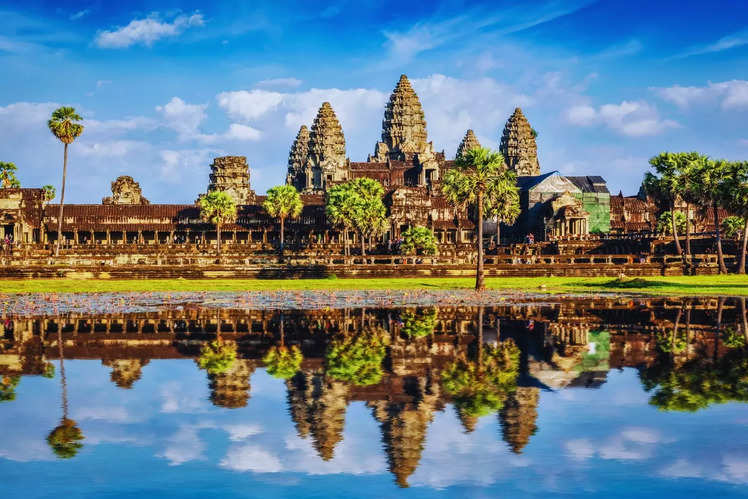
{"left": 566, "top": 176, "right": 610, "bottom": 194}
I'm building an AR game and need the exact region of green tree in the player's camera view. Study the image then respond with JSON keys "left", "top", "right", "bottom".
{"left": 326, "top": 178, "right": 387, "bottom": 260}
{"left": 0, "top": 162, "right": 20, "bottom": 188}
{"left": 690, "top": 156, "right": 729, "bottom": 273}
{"left": 400, "top": 226, "right": 437, "bottom": 256}
{"left": 645, "top": 153, "right": 686, "bottom": 257}
{"left": 722, "top": 161, "right": 748, "bottom": 273}
{"left": 442, "top": 147, "right": 520, "bottom": 290}
{"left": 198, "top": 191, "right": 237, "bottom": 255}
{"left": 263, "top": 313, "right": 303, "bottom": 379}
{"left": 656, "top": 211, "right": 687, "bottom": 236}
{"left": 326, "top": 326, "right": 389, "bottom": 386}
{"left": 722, "top": 216, "right": 745, "bottom": 239}
{"left": 48, "top": 107, "right": 84, "bottom": 257}
{"left": 263, "top": 185, "right": 303, "bottom": 252}
{"left": 42, "top": 184, "right": 56, "bottom": 203}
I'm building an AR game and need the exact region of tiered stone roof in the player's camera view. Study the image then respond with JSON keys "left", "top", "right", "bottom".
{"left": 102, "top": 176, "right": 149, "bottom": 205}
{"left": 308, "top": 102, "right": 346, "bottom": 170}
{"left": 372, "top": 74, "right": 432, "bottom": 162}
{"left": 500, "top": 108, "right": 540, "bottom": 176}
{"left": 286, "top": 125, "right": 310, "bottom": 189}
{"left": 455, "top": 129, "right": 481, "bottom": 160}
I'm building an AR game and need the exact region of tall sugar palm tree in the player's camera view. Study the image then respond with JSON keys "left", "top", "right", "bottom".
{"left": 263, "top": 185, "right": 303, "bottom": 253}
{"left": 646, "top": 153, "right": 684, "bottom": 258}
{"left": 442, "top": 147, "right": 519, "bottom": 290}
{"left": 198, "top": 191, "right": 237, "bottom": 255}
{"left": 48, "top": 107, "right": 84, "bottom": 257}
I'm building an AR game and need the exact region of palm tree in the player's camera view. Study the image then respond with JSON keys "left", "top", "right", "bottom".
{"left": 442, "top": 147, "right": 519, "bottom": 290}
{"left": 0, "top": 162, "right": 20, "bottom": 188}
{"left": 691, "top": 156, "right": 728, "bottom": 273}
{"left": 47, "top": 319, "right": 84, "bottom": 459}
{"left": 645, "top": 153, "right": 684, "bottom": 258}
{"left": 263, "top": 185, "right": 303, "bottom": 253}
{"left": 326, "top": 178, "right": 387, "bottom": 260}
{"left": 48, "top": 107, "right": 84, "bottom": 257}
{"left": 198, "top": 191, "right": 237, "bottom": 255}
{"left": 722, "top": 161, "right": 748, "bottom": 273}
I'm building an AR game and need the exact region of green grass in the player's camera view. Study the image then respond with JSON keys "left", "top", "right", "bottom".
{"left": 1, "top": 275, "right": 748, "bottom": 296}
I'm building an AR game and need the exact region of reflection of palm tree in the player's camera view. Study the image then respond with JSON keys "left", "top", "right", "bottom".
{"left": 264, "top": 313, "right": 303, "bottom": 380}
{"left": 442, "top": 307, "right": 520, "bottom": 430}
{"left": 47, "top": 322, "right": 84, "bottom": 459}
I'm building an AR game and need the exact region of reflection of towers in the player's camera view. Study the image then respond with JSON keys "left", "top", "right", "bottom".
{"left": 499, "top": 387, "right": 539, "bottom": 454}
{"left": 102, "top": 359, "right": 149, "bottom": 389}
{"left": 369, "top": 375, "right": 440, "bottom": 488}
{"left": 286, "top": 369, "right": 349, "bottom": 460}
{"left": 456, "top": 409, "right": 478, "bottom": 434}
{"left": 208, "top": 359, "right": 255, "bottom": 409}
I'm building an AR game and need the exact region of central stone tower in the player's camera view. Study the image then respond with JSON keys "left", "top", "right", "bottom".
{"left": 500, "top": 108, "right": 540, "bottom": 176}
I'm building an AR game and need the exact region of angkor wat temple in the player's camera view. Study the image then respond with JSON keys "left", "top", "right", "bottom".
{"left": 2, "top": 75, "right": 678, "bottom": 248}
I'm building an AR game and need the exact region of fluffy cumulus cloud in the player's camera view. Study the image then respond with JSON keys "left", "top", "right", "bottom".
{"left": 95, "top": 12, "right": 205, "bottom": 49}
{"left": 564, "top": 426, "right": 664, "bottom": 462}
{"left": 564, "top": 100, "right": 679, "bottom": 136}
{"left": 652, "top": 80, "right": 748, "bottom": 110}
{"left": 157, "top": 96, "right": 261, "bottom": 144}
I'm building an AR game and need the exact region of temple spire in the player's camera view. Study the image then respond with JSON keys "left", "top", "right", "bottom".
{"left": 456, "top": 129, "right": 482, "bottom": 160}
{"left": 305, "top": 102, "right": 347, "bottom": 191}
{"left": 499, "top": 107, "right": 540, "bottom": 176}
{"left": 372, "top": 74, "right": 432, "bottom": 162}
{"left": 286, "top": 125, "right": 310, "bottom": 190}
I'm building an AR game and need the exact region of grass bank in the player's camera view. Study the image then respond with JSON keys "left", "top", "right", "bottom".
{"left": 1, "top": 275, "right": 748, "bottom": 296}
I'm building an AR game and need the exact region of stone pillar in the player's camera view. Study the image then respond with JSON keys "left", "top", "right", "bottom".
{"left": 137, "top": 230, "right": 143, "bottom": 244}
{"left": 106, "top": 230, "right": 111, "bottom": 245}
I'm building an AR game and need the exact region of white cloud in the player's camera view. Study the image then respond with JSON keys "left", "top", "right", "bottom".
{"left": 70, "top": 9, "right": 91, "bottom": 21}
{"left": 157, "top": 97, "right": 259, "bottom": 144}
{"left": 225, "top": 424, "right": 263, "bottom": 441}
{"left": 76, "top": 139, "right": 148, "bottom": 158}
{"left": 564, "top": 438, "right": 595, "bottom": 460}
{"left": 256, "top": 78, "right": 303, "bottom": 89}
{"left": 95, "top": 12, "right": 205, "bottom": 49}
{"left": 565, "top": 100, "right": 678, "bottom": 136}
{"left": 675, "top": 28, "right": 748, "bottom": 59}
{"left": 217, "top": 90, "right": 285, "bottom": 121}
{"left": 220, "top": 444, "right": 283, "bottom": 472}
{"left": 653, "top": 80, "right": 748, "bottom": 110}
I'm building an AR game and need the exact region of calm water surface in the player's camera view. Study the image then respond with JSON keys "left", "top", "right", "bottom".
{"left": 1, "top": 294, "right": 747, "bottom": 498}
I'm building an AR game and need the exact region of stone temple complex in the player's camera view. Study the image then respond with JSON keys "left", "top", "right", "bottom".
{"left": 0, "top": 73, "right": 728, "bottom": 266}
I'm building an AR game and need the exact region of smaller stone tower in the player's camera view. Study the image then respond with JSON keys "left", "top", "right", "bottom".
{"left": 286, "top": 125, "right": 311, "bottom": 192}
{"left": 102, "top": 176, "right": 149, "bottom": 205}
{"left": 207, "top": 156, "right": 256, "bottom": 204}
{"left": 455, "top": 129, "right": 482, "bottom": 160}
{"left": 305, "top": 102, "right": 348, "bottom": 192}
{"left": 500, "top": 108, "right": 540, "bottom": 176}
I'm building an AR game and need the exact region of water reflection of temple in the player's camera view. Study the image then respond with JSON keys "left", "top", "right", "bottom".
{"left": 1, "top": 298, "right": 745, "bottom": 486}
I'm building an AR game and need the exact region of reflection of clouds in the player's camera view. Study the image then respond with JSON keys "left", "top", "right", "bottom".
{"left": 409, "top": 409, "right": 530, "bottom": 489}
{"left": 661, "top": 453, "right": 748, "bottom": 485}
{"left": 225, "top": 424, "right": 263, "bottom": 441}
{"left": 281, "top": 432, "right": 386, "bottom": 475}
{"left": 157, "top": 423, "right": 214, "bottom": 466}
{"left": 73, "top": 406, "right": 136, "bottom": 423}
{"left": 160, "top": 381, "right": 208, "bottom": 414}
{"left": 565, "top": 426, "right": 662, "bottom": 462}
{"left": 220, "top": 444, "right": 283, "bottom": 472}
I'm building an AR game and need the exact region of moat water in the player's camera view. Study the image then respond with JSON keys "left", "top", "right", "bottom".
{"left": 0, "top": 293, "right": 747, "bottom": 498}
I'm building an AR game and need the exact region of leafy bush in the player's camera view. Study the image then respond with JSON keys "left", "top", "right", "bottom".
{"left": 722, "top": 216, "right": 745, "bottom": 239}
{"left": 400, "top": 226, "right": 437, "bottom": 256}
{"left": 656, "top": 211, "right": 687, "bottom": 235}
{"left": 0, "top": 375, "right": 20, "bottom": 402}
{"left": 47, "top": 418, "right": 84, "bottom": 459}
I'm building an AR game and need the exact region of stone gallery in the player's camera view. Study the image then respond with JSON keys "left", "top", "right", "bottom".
{"left": 0, "top": 74, "right": 666, "bottom": 248}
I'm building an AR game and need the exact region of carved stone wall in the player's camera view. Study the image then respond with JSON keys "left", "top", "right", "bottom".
{"left": 207, "top": 156, "right": 256, "bottom": 204}
{"left": 102, "top": 176, "right": 149, "bottom": 205}
{"left": 500, "top": 108, "right": 540, "bottom": 176}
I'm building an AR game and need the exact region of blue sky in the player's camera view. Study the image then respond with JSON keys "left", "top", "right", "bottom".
{"left": 2, "top": 0, "right": 748, "bottom": 202}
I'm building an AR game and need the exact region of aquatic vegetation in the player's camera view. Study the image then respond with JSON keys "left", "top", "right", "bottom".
{"left": 263, "top": 345, "right": 303, "bottom": 379}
